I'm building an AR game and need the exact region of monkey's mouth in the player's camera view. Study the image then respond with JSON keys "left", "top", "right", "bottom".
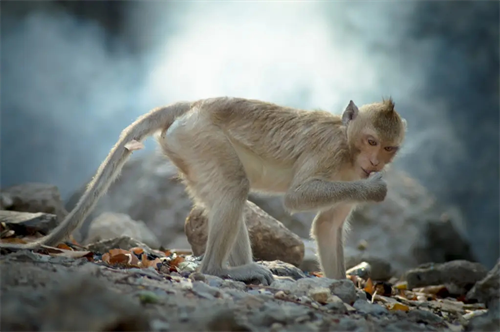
{"left": 361, "top": 168, "right": 370, "bottom": 178}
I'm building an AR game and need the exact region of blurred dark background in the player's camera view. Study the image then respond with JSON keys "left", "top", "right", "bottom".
{"left": 1, "top": 1, "right": 498, "bottom": 268}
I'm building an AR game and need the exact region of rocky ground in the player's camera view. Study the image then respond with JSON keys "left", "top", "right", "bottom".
{"left": 0, "top": 154, "right": 499, "bottom": 331}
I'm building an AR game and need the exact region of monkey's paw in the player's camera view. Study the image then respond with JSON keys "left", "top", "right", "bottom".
{"left": 367, "top": 172, "right": 387, "bottom": 202}
{"left": 221, "top": 263, "right": 275, "bottom": 286}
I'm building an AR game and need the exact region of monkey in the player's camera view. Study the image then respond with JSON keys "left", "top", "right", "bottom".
{"left": 0, "top": 96, "right": 406, "bottom": 285}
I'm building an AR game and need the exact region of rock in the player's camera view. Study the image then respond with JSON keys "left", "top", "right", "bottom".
{"left": 308, "top": 287, "right": 333, "bottom": 304}
{"left": 185, "top": 201, "right": 304, "bottom": 267}
{"left": 324, "top": 295, "right": 348, "bottom": 313}
{"left": 466, "top": 260, "right": 500, "bottom": 308}
{"left": 0, "top": 210, "right": 58, "bottom": 235}
{"left": 346, "top": 261, "right": 371, "bottom": 280}
{"left": 300, "top": 239, "right": 320, "bottom": 273}
{"left": 259, "top": 260, "right": 306, "bottom": 280}
{"left": 465, "top": 309, "right": 500, "bottom": 332}
{"left": 85, "top": 212, "right": 161, "bottom": 249}
{"left": 407, "top": 308, "right": 443, "bottom": 324}
{"left": 345, "top": 254, "right": 393, "bottom": 281}
{"left": 284, "top": 278, "right": 357, "bottom": 305}
{"left": 352, "top": 299, "right": 388, "bottom": 315}
{"left": 406, "top": 260, "right": 488, "bottom": 294}
{"left": 0, "top": 265, "right": 150, "bottom": 331}
{"left": 86, "top": 236, "right": 154, "bottom": 254}
{"left": 1, "top": 183, "right": 68, "bottom": 222}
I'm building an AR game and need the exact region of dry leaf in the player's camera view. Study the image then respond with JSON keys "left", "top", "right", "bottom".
{"left": 170, "top": 256, "right": 185, "bottom": 268}
{"left": 394, "top": 281, "right": 408, "bottom": 290}
{"left": 109, "top": 253, "right": 132, "bottom": 265}
{"left": 387, "top": 302, "right": 410, "bottom": 312}
{"left": 0, "top": 238, "right": 27, "bottom": 244}
{"left": 144, "top": 257, "right": 162, "bottom": 270}
{"left": 50, "top": 250, "right": 93, "bottom": 259}
{"left": 311, "top": 271, "right": 324, "bottom": 278}
{"left": 109, "top": 248, "right": 130, "bottom": 256}
{"left": 364, "top": 278, "right": 374, "bottom": 295}
{"left": 56, "top": 243, "right": 73, "bottom": 250}
{"left": 131, "top": 247, "right": 144, "bottom": 256}
{"left": 124, "top": 140, "right": 144, "bottom": 151}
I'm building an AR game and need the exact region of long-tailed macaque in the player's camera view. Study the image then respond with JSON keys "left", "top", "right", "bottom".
{"left": 0, "top": 97, "right": 406, "bottom": 285}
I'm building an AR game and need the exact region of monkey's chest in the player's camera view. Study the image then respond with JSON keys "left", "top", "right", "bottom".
{"left": 232, "top": 143, "right": 293, "bottom": 194}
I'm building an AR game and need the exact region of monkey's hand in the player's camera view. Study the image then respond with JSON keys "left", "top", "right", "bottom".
{"left": 205, "top": 263, "right": 274, "bottom": 286}
{"left": 366, "top": 172, "right": 387, "bottom": 202}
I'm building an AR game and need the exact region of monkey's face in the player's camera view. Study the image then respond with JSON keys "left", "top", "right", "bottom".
{"left": 353, "top": 128, "right": 401, "bottom": 178}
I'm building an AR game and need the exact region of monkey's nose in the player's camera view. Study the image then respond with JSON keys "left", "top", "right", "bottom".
{"left": 370, "top": 159, "right": 379, "bottom": 166}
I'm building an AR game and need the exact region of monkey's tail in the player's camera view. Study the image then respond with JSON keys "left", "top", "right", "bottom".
{"left": 0, "top": 102, "right": 192, "bottom": 250}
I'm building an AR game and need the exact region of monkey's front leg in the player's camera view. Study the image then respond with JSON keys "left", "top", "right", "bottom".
{"left": 311, "top": 205, "right": 353, "bottom": 279}
{"left": 284, "top": 172, "right": 387, "bottom": 212}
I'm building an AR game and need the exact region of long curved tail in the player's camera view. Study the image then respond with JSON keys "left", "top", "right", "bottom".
{"left": 0, "top": 101, "right": 192, "bottom": 249}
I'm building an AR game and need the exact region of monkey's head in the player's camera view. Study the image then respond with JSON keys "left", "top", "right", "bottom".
{"left": 342, "top": 98, "right": 407, "bottom": 178}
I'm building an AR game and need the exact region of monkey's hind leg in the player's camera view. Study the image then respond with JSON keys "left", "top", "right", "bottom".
{"left": 228, "top": 210, "right": 253, "bottom": 267}
{"left": 160, "top": 117, "right": 273, "bottom": 285}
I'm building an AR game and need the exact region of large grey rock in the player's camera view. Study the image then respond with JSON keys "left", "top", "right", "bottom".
{"left": 185, "top": 202, "right": 304, "bottom": 267}
{"left": 405, "top": 260, "right": 488, "bottom": 295}
{"left": 1, "top": 183, "right": 68, "bottom": 222}
{"left": 0, "top": 210, "right": 58, "bottom": 235}
{"left": 85, "top": 212, "right": 161, "bottom": 249}
{"left": 466, "top": 260, "right": 500, "bottom": 308}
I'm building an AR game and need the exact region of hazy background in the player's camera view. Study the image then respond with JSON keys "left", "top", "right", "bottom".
{"left": 1, "top": 1, "right": 498, "bottom": 267}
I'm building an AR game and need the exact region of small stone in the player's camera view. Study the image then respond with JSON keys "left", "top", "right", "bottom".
{"left": 274, "top": 291, "right": 287, "bottom": 299}
{"left": 346, "top": 262, "right": 371, "bottom": 280}
{"left": 290, "top": 278, "right": 356, "bottom": 304}
{"left": 352, "top": 299, "right": 388, "bottom": 315}
{"left": 308, "top": 287, "right": 332, "bottom": 304}
{"left": 270, "top": 322, "right": 284, "bottom": 331}
{"left": 189, "top": 272, "right": 206, "bottom": 282}
{"left": 324, "top": 295, "right": 347, "bottom": 313}
{"left": 407, "top": 308, "right": 443, "bottom": 324}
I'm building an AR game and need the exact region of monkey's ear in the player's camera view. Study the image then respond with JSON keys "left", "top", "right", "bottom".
{"left": 402, "top": 118, "right": 407, "bottom": 131}
{"left": 342, "top": 100, "right": 359, "bottom": 126}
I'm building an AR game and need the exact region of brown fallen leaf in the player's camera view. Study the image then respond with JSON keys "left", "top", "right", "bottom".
{"left": 364, "top": 278, "right": 374, "bottom": 295}
{"left": 108, "top": 248, "right": 130, "bottom": 256}
{"left": 124, "top": 140, "right": 144, "bottom": 151}
{"left": 143, "top": 257, "right": 162, "bottom": 270}
{"left": 109, "top": 253, "right": 140, "bottom": 267}
{"left": 56, "top": 243, "right": 73, "bottom": 250}
{"left": 0, "top": 237, "right": 27, "bottom": 244}
{"left": 131, "top": 247, "right": 145, "bottom": 256}
{"left": 387, "top": 302, "right": 410, "bottom": 312}
{"left": 170, "top": 256, "right": 185, "bottom": 268}
{"left": 310, "top": 271, "right": 324, "bottom": 278}
{"left": 394, "top": 281, "right": 408, "bottom": 290}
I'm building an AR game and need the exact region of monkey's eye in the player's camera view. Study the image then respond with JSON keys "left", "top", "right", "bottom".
{"left": 384, "top": 146, "right": 396, "bottom": 152}
{"left": 367, "top": 139, "right": 377, "bottom": 146}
